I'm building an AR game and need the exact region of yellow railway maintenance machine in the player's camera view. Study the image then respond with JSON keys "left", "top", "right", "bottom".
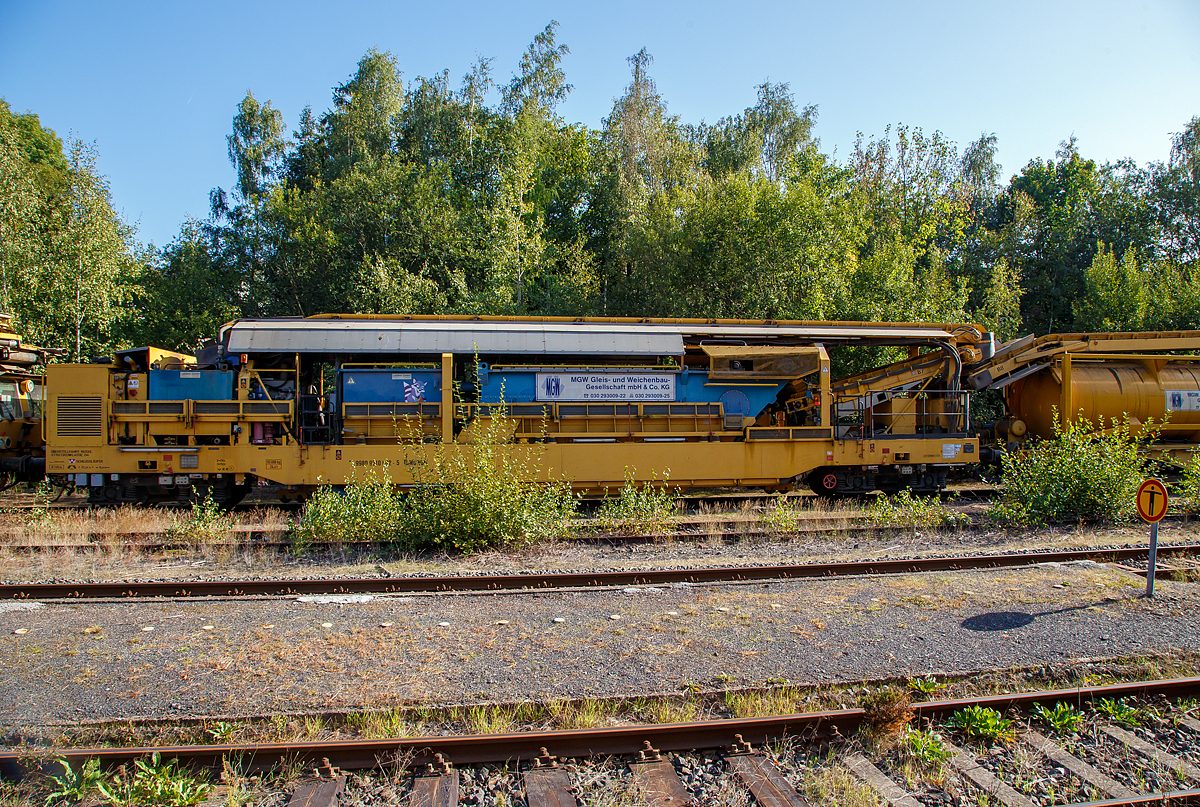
{"left": 45, "top": 316, "right": 985, "bottom": 505}
{"left": 0, "top": 314, "right": 56, "bottom": 488}
{"left": 965, "top": 330, "right": 1200, "bottom": 465}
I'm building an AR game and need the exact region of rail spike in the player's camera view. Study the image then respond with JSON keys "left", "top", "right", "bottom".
{"left": 424, "top": 752, "right": 452, "bottom": 776}
{"left": 532, "top": 747, "right": 559, "bottom": 768}
{"left": 730, "top": 734, "right": 753, "bottom": 755}
{"left": 315, "top": 757, "right": 342, "bottom": 779}
{"left": 637, "top": 740, "right": 663, "bottom": 762}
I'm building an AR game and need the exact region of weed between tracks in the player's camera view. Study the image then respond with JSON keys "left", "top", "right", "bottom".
{"left": 17, "top": 653, "right": 1199, "bottom": 751}
{"left": 5, "top": 482, "right": 1195, "bottom": 586}
{"left": 7, "top": 657, "right": 1200, "bottom": 807}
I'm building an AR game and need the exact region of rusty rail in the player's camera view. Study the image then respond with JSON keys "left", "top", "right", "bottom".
{"left": 1, "top": 543, "right": 1195, "bottom": 600}
{"left": 3, "top": 677, "right": 1197, "bottom": 778}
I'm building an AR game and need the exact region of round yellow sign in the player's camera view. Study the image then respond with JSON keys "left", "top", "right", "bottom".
{"left": 1136, "top": 478, "right": 1169, "bottom": 523}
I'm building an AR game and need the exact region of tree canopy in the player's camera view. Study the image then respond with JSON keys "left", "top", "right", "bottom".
{"left": 2, "top": 25, "right": 1198, "bottom": 358}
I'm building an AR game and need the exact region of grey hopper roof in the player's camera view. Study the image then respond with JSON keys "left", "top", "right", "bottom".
{"left": 678, "top": 324, "right": 954, "bottom": 341}
{"left": 222, "top": 318, "right": 958, "bottom": 356}
{"left": 224, "top": 319, "right": 685, "bottom": 356}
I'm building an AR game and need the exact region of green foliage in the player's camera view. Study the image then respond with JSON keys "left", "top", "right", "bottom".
{"left": 594, "top": 466, "right": 677, "bottom": 535}
{"left": 897, "top": 726, "right": 953, "bottom": 766}
{"left": 866, "top": 489, "right": 970, "bottom": 529}
{"left": 131, "top": 220, "right": 243, "bottom": 353}
{"left": 1074, "top": 243, "right": 1200, "bottom": 331}
{"left": 949, "top": 705, "right": 1015, "bottom": 743}
{"left": 400, "top": 415, "right": 578, "bottom": 552}
{"left": 46, "top": 754, "right": 209, "bottom": 807}
{"left": 992, "top": 412, "right": 1154, "bottom": 526}
{"left": 44, "top": 758, "right": 104, "bottom": 806}
{"left": 294, "top": 468, "right": 405, "bottom": 548}
{"left": 761, "top": 495, "right": 805, "bottom": 534}
{"left": 977, "top": 259, "right": 1024, "bottom": 341}
{"left": 0, "top": 106, "right": 142, "bottom": 359}
{"left": 166, "top": 492, "right": 231, "bottom": 544}
{"left": 6, "top": 47, "right": 1200, "bottom": 354}
{"left": 1177, "top": 455, "right": 1200, "bottom": 514}
{"left": 98, "top": 752, "right": 210, "bottom": 807}
{"left": 296, "top": 409, "right": 577, "bottom": 552}
{"left": 907, "top": 675, "right": 947, "bottom": 699}
{"left": 1095, "top": 697, "right": 1142, "bottom": 727}
{"left": 1031, "top": 701, "right": 1084, "bottom": 734}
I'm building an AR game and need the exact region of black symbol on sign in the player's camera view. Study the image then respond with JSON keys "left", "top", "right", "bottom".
{"left": 543, "top": 377, "right": 562, "bottom": 398}
{"left": 1172, "top": 392, "right": 1184, "bottom": 410}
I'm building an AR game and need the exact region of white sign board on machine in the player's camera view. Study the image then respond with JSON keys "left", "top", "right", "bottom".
{"left": 535, "top": 373, "right": 676, "bottom": 402}
{"left": 1166, "top": 390, "right": 1200, "bottom": 412}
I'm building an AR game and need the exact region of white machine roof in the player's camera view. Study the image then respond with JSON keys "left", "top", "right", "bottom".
{"left": 222, "top": 318, "right": 956, "bottom": 355}
{"left": 224, "top": 319, "right": 686, "bottom": 355}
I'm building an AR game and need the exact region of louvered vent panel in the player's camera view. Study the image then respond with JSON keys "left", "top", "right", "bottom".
{"left": 56, "top": 397, "right": 103, "bottom": 437}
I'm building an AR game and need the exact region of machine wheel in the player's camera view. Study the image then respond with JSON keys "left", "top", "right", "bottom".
{"left": 809, "top": 468, "right": 841, "bottom": 497}
{"left": 211, "top": 476, "right": 250, "bottom": 510}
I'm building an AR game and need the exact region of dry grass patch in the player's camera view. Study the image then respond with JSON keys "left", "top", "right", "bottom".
{"left": 802, "top": 762, "right": 885, "bottom": 807}
{"left": 346, "top": 707, "right": 427, "bottom": 739}
{"left": 546, "top": 698, "right": 620, "bottom": 729}
{"left": 725, "top": 687, "right": 802, "bottom": 718}
{"left": 629, "top": 696, "right": 701, "bottom": 724}
{"left": 859, "top": 686, "right": 913, "bottom": 749}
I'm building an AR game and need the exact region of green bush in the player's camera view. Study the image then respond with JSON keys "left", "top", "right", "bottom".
{"left": 295, "top": 406, "right": 577, "bottom": 552}
{"left": 1177, "top": 454, "right": 1200, "bottom": 514}
{"left": 594, "top": 466, "right": 677, "bottom": 535}
{"left": 51, "top": 752, "right": 212, "bottom": 807}
{"left": 1095, "top": 697, "right": 1142, "bottom": 727}
{"left": 44, "top": 758, "right": 105, "bottom": 805}
{"left": 166, "top": 492, "right": 232, "bottom": 544}
{"left": 992, "top": 412, "right": 1155, "bottom": 526}
{"left": 897, "top": 726, "right": 952, "bottom": 767}
{"left": 866, "top": 489, "right": 970, "bottom": 529}
{"left": 761, "top": 495, "right": 805, "bottom": 534}
{"left": 907, "top": 675, "right": 947, "bottom": 699}
{"left": 294, "top": 468, "right": 406, "bottom": 548}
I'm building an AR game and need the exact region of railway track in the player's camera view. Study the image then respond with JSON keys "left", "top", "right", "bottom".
{"left": 0, "top": 484, "right": 1002, "bottom": 511}
{"left": 4, "top": 677, "right": 1199, "bottom": 807}
{"left": 7, "top": 505, "right": 1200, "bottom": 558}
{"left": 0, "top": 519, "right": 977, "bottom": 555}
{"left": 2, "top": 542, "right": 1196, "bottom": 600}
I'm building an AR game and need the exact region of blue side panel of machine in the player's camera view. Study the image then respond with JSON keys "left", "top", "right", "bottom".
{"left": 675, "top": 373, "right": 783, "bottom": 414}
{"left": 477, "top": 368, "right": 783, "bottom": 414}
{"left": 340, "top": 370, "right": 442, "bottom": 403}
{"left": 478, "top": 372, "right": 538, "bottom": 403}
{"left": 148, "top": 370, "right": 234, "bottom": 400}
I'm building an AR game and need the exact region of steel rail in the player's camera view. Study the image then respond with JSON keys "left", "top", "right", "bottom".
{"left": 0, "top": 486, "right": 1002, "bottom": 511}
{"left": 1, "top": 512, "right": 1193, "bottom": 554}
{"left": 2, "top": 543, "right": 1196, "bottom": 600}
{"left": 1063, "top": 793, "right": 1200, "bottom": 807}
{"left": 0, "top": 523, "right": 961, "bottom": 555}
{"left": 3, "top": 677, "right": 1197, "bottom": 777}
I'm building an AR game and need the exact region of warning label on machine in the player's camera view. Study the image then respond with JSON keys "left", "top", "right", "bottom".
{"left": 1166, "top": 390, "right": 1200, "bottom": 412}
{"left": 535, "top": 373, "right": 675, "bottom": 402}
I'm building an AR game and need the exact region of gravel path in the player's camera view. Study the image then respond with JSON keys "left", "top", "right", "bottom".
{"left": 2, "top": 561, "right": 1198, "bottom": 727}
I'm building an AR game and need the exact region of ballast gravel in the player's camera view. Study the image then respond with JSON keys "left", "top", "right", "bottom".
{"left": 2, "top": 561, "right": 1199, "bottom": 727}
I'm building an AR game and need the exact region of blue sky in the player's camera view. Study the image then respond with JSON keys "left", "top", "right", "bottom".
{"left": 3, "top": 0, "right": 1199, "bottom": 248}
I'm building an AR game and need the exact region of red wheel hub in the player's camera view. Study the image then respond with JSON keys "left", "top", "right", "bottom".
{"left": 821, "top": 473, "right": 838, "bottom": 490}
